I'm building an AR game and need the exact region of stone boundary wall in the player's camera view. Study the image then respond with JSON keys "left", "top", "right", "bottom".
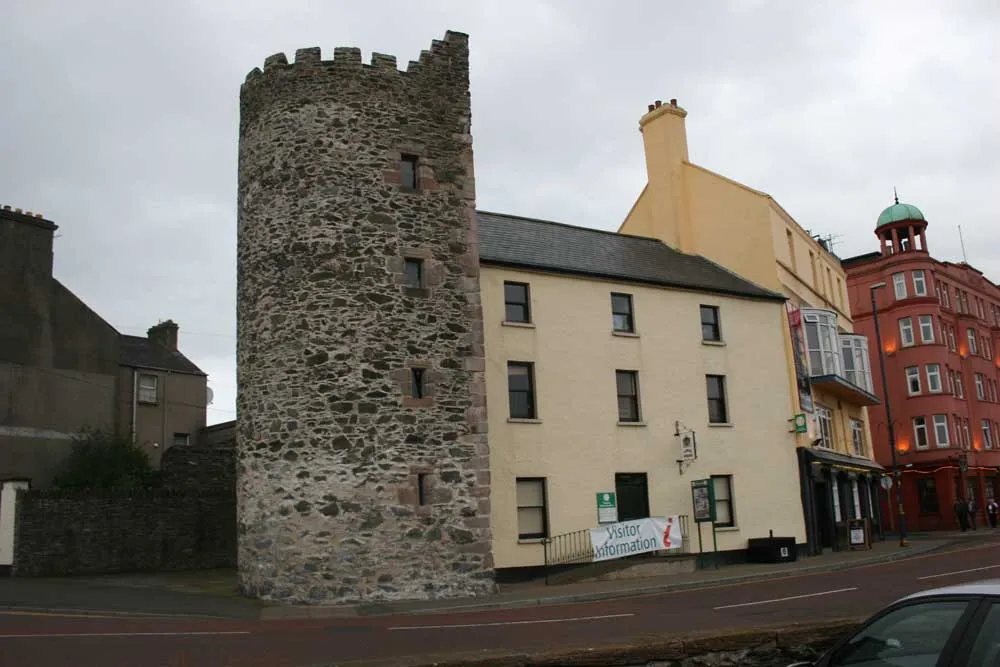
{"left": 390, "top": 618, "right": 862, "bottom": 667}
{"left": 161, "top": 442, "right": 235, "bottom": 496}
{"left": 12, "top": 489, "right": 235, "bottom": 576}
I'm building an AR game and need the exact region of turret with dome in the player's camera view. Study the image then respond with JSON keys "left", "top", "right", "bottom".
{"left": 875, "top": 189, "right": 928, "bottom": 256}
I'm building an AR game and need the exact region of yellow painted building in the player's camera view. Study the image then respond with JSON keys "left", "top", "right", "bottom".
{"left": 476, "top": 211, "right": 807, "bottom": 570}
{"left": 619, "top": 100, "right": 884, "bottom": 554}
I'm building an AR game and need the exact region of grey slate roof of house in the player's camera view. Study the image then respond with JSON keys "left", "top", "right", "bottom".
{"left": 476, "top": 211, "right": 786, "bottom": 302}
{"left": 120, "top": 335, "right": 206, "bottom": 376}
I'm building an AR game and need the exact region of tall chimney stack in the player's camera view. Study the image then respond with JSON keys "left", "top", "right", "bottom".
{"left": 148, "top": 319, "right": 179, "bottom": 351}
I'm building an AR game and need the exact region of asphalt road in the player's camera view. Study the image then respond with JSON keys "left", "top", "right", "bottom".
{"left": 3, "top": 543, "right": 1000, "bottom": 667}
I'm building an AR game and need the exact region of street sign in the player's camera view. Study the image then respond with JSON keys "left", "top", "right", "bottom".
{"left": 880, "top": 476, "right": 893, "bottom": 490}
{"left": 691, "top": 478, "right": 716, "bottom": 523}
{"left": 596, "top": 492, "right": 618, "bottom": 524}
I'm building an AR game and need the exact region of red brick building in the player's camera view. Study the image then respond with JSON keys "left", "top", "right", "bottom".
{"left": 843, "top": 197, "right": 1000, "bottom": 532}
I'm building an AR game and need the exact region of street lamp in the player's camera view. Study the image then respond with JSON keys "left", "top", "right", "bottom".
{"left": 870, "top": 281, "right": 908, "bottom": 547}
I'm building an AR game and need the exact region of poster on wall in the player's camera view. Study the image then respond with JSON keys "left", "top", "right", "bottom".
{"left": 589, "top": 516, "right": 683, "bottom": 562}
{"left": 786, "top": 304, "right": 814, "bottom": 414}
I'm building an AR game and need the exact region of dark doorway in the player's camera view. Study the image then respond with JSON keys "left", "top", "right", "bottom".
{"left": 814, "top": 480, "right": 834, "bottom": 548}
{"left": 615, "top": 473, "right": 650, "bottom": 521}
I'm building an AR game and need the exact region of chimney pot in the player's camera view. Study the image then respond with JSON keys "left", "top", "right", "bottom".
{"left": 670, "top": 98, "right": 677, "bottom": 106}
{"left": 654, "top": 100, "right": 662, "bottom": 108}
{"left": 647, "top": 104, "right": 655, "bottom": 112}
{"left": 14, "top": 208, "right": 22, "bottom": 214}
{"left": 2, "top": 205, "right": 10, "bottom": 210}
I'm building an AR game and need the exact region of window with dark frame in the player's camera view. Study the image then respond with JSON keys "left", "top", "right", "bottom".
{"left": 711, "top": 475, "right": 735, "bottom": 527}
{"left": 706, "top": 375, "right": 728, "bottom": 424}
{"left": 172, "top": 433, "right": 190, "bottom": 447}
{"left": 411, "top": 368, "right": 425, "bottom": 398}
{"left": 611, "top": 293, "right": 634, "bottom": 333}
{"left": 404, "top": 258, "right": 424, "bottom": 288}
{"left": 917, "top": 478, "right": 939, "bottom": 514}
{"left": 507, "top": 362, "right": 536, "bottom": 419}
{"left": 417, "top": 473, "right": 430, "bottom": 505}
{"left": 504, "top": 281, "right": 530, "bottom": 323}
{"left": 700, "top": 305, "right": 721, "bottom": 342}
{"left": 615, "top": 370, "right": 640, "bottom": 422}
{"left": 400, "top": 154, "right": 419, "bottom": 189}
{"left": 516, "top": 477, "right": 548, "bottom": 539}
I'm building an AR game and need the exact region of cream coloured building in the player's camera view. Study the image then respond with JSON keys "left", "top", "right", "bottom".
{"left": 619, "top": 99, "right": 884, "bottom": 555}
{"left": 476, "top": 211, "right": 807, "bottom": 571}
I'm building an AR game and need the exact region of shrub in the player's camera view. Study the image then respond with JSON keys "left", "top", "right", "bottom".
{"left": 52, "top": 427, "right": 156, "bottom": 491}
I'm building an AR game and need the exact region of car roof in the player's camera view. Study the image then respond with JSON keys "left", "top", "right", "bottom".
{"left": 898, "top": 579, "right": 1000, "bottom": 602}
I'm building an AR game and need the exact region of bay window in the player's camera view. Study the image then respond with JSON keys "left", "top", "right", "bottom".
{"left": 840, "top": 334, "right": 874, "bottom": 392}
{"left": 802, "top": 308, "right": 841, "bottom": 377}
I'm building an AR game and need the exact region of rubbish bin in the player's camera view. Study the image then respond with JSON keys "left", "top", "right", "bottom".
{"left": 746, "top": 536, "right": 798, "bottom": 563}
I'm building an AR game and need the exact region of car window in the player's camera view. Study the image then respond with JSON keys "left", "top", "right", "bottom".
{"left": 830, "top": 600, "right": 969, "bottom": 666}
{"left": 965, "top": 603, "right": 1000, "bottom": 666}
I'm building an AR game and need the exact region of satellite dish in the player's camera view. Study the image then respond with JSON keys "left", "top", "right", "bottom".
{"left": 207, "top": 386, "right": 215, "bottom": 406}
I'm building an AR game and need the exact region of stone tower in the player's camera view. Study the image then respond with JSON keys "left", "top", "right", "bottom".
{"left": 236, "top": 31, "right": 494, "bottom": 604}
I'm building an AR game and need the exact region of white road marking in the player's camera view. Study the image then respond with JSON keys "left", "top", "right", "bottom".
{"left": 0, "top": 631, "right": 251, "bottom": 639}
{"left": 389, "top": 612, "right": 634, "bottom": 631}
{"left": 712, "top": 587, "right": 858, "bottom": 610}
{"left": 917, "top": 564, "right": 1000, "bottom": 581}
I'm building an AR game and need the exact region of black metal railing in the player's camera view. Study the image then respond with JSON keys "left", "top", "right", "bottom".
{"left": 542, "top": 515, "right": 691, "bottom": 584}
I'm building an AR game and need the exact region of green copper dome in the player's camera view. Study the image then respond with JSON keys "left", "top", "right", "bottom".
{"left": 877, "top": 199, "right": 925, "bottom": 228}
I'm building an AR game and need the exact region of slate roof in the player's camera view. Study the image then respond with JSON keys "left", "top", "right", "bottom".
{"left": 120, "top": 335, "right": 206, "bottom": 376}
{"left": 476, "top": 211, "right": 786, "bottom": 302}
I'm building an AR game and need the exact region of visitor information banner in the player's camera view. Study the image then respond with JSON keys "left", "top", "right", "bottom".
{"left": 589, "top": 516, "right": 683, "bottom": 562}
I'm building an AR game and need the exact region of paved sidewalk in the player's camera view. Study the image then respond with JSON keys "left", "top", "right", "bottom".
{"left": 1, "top": 531, "right": 995, "bottom": 621}
{"left": 264, "top": 533, "right": 991, "bottom": 619}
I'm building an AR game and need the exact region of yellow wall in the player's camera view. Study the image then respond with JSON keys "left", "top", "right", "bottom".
{"left": 481, "top": 266, "right": 807, "bottom": 569}
{"left": 619, "top": 103, "right": 873, "bottom": 462}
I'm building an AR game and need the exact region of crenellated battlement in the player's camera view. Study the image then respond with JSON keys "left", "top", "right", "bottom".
{"left": 242, "top": 30, "right": 468, "bottom": 88}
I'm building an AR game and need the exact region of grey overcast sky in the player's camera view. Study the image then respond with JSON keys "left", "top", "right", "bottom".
{"left": 1, "top": 1, "right": 997, "bottom": 425}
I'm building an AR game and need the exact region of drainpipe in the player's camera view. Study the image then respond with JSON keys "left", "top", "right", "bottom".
{"left": 161, "top": 370, "right": 170, "bottom": 458}
{"left": 131, "top": 368, "right": 138, "bottom": 444}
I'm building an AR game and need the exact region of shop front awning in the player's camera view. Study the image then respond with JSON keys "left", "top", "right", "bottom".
{"left": 801, "top": 446, "right": 886, "bottom": 475}
{"left": 809, "top": 374, "right": 881, "bottom": 407}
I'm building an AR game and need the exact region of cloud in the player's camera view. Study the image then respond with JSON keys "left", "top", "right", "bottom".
{"left": 1, "top": 1, "right": 996, "bottom": 424}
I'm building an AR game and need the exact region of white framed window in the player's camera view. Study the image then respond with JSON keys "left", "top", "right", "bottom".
{"left": 942, "top": 285, "right": 951, "bottom": 308}
{"left": 840, "top": 334, "right": 873, "bottom": 392}
{"left": 905, "top": 366, "right": 922, "bottom": 395}
{"left": 926, "top": 364, "right": 942, "bottom": 393}
{"left": 933, "top": 415, "right": 950, "bottom": 447}
{"left": 138, "top": 373, "right": 158, "bottom": 404}
{"left": 918, "top": 315, "right": 935, "bottom": 343}
{"left": 892, "top": 272, "right": 907, "bottom": 299}
{"left": 947, "top": 327, "right": 956, "bottom": 351}
{"left": 967, "top": 328, "right": 978, "bottom": 355}
{"left": 850, "top": 419, "right": 866, "bottom": 457}
{"left": 912, "top": 269, "right": 927, "bottom": 296}
{"left": 946, "top": 369, "right": 955, "bottom": 395}
{"left": 984, "top": 420, "right": 994, "bottom": 450}
{"left": 960, "top": 419, "right": 971, "bottom": 449}
{"left": 899, "top": 317, "right": 914, "bottom": 347}
{"left": 172, "top": 433, "right": 190, "bottom": 447}
{"left": 816, "top": 405, "right": 834, "bottom": 449}
{"left": 956, "top": 373, "right": 965, "bottom": 399}
{"left": 976, "top": 374, "right": 986, "bottom": 401}
{"left": 802, "top": 309, "right": 841, "bottom": 377}
{"left": 913, "top": 416, "right": 929, "bottom": 449}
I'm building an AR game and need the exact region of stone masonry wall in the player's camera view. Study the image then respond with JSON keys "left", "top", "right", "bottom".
{"left": 236, "top": 30, "right": 493, "bottom": 604}
{"left": 13, "top": 490, "right": 236, "bottom": 576}
{"left": 160, "top": 442, "right": 235, "bottom": 496}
